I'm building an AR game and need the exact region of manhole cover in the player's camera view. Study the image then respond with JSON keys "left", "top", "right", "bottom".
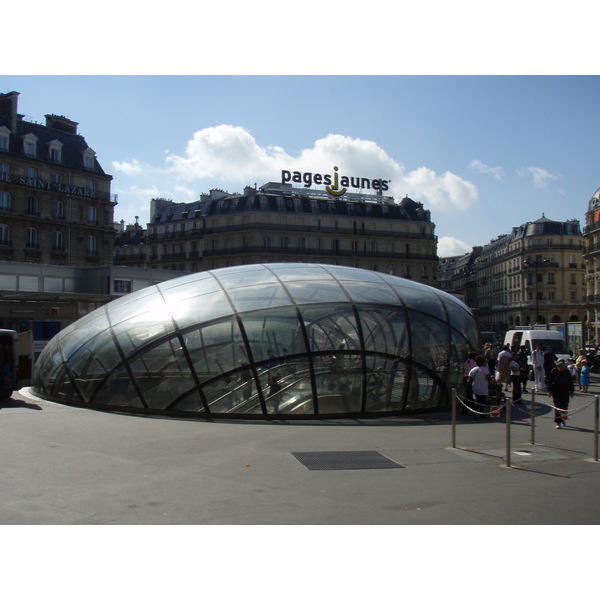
{"left": 291, "top": 450, "right": 404, "bottom": 471}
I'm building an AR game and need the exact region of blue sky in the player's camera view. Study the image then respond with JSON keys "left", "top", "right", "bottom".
{"left": 3, "top": 5, "right": 599, "bottom": 258}
{"left": 3, "top": 75, "right": 597, "bottom": 257}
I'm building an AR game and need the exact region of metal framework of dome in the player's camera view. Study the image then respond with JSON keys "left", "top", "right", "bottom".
{"left": 31, "top": 263, "right": 478, "bottom": 419}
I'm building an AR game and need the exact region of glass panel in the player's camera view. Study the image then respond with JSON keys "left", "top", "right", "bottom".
{"left": 265, "top": 357, "right": 314, "bottom": 415}
{"left": 111, "top": 306, "right": 175, "bottom": 356}
{"left": 57, "top": 309, "right": 111, "bottom": 361}
{"left": 104, "top": 285, "right": 159, "bottom": 313}
{"left": 301, "top": 306, "right": 360, "bottom": 353}
{"left": 127, "top": 337, "right": 194, "bottom": 409}
{"left": 314, "top": 352, "right": 362, "bottom": 414}
{"left": 325, "top": 265, "right": 384, "bottom": 283}
{"left": 156, "top": 270, "right": 213, "bottom": 293}
{"left": 285, "top": 280, "right": 347, "bottom": 304}
{"left": 357, "top": 306, "right": 408, "bottom": 357}
{"left": 405, "top": 366, "right": 439, "bottom": 411}
{"left": 167, "top": 389, "right": 207, "bottom": 413}
{"left": 92, "top": 368, "right": 145, "bottom": 408}
{"left": 339, "top": 280, "right": 399, "bottom": 304}
{"left": 160, "top": 275, "right": 222, "bottom": 303}
{"left": 407, "top": 308, "right": 450, "bottom": 372}
{"left": 170, "top": 290, "right": 234, "bottom": 330}
{"left": 449, "top": 331, "right": 471, "bottom": 391}
{"left": 202, "top": 373, "right": 260, "bottom": 414}
{"left": 240, "top": 308, "right": 305, "bottom": 370}
{"left": 364, "top": 356, "right": 402, "bottom": 412}
{"left": 442, "top": 297, "right": 479, "bottom": 348}
{"left": 227, "top": 283, "right": 291, "bottom": 312}
{"left": 269, "top": 264, "right": 333, "bottom": 282}
{"left": 386, "top": 280, "right": 446, "bottom": 321}
{"left": 185, "top": 318, "right": 249, "bottom": 385}
{"left": 216, "top": 266, "right": 278, "bottom": 289}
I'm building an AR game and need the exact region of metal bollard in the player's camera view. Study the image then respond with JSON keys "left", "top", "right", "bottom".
{"left": 595, "top": 395, "right": 599, "bottom": 462}
{"left": 530, "top": 390, "right": 536, "bottom": 445}
{"left": 505, "top": 397, "right": 512, "bottom": 468}
{"left": 451, "top": 387, "right": 457, "bottom": 449}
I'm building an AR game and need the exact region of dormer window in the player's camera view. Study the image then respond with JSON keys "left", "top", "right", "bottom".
{"left": 22, "top": 133, "right": 38, "bottom": 157}
{"left": 82, "top": 147, "right": 96, "bottom": 169}
{"left": 48, "top": 139, "right": 63, "bottom": 163}
{"left": 0, "top": 126, "right": 10, "bottom": 152}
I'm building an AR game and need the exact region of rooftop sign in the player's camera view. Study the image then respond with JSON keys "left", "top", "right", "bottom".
{"left": 281, "top": 167, "right": 390, "bottom": 199}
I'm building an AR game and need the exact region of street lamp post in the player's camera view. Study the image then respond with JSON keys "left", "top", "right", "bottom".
{"left": 523, "top": 257, "right": 550, "bottom": 324}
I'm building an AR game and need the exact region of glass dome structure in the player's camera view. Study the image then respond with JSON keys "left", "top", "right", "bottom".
{"left": 32, "top": 263, "right": 478, "bottom": 418}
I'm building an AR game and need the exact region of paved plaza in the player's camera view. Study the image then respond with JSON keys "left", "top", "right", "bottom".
{"left": 1, "top": 378, "right": 599, "bottom": 525}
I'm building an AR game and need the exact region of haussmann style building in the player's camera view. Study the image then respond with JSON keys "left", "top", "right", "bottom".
{"left": 115, "top": 179, "right": 439, "bottom": 286}
{"left": 439, "top": 215, "right": 586, "bottom": 337}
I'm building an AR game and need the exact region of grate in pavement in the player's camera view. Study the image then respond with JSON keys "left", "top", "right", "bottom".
{"left": 291, "top": 450, "right": 404, "bottom": 471}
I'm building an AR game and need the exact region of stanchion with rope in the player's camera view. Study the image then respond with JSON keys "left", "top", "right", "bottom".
{"left": 595, "top": 395, "right": 599, "bottom": 462}
{"left": 505, "top": 396, "right": 511, "bottom": 468}
{"left": 530, "top": 390, "right": 536, "bottom": 445}
{"left": 451, "top": 387, "right": 457, "bottom": 449}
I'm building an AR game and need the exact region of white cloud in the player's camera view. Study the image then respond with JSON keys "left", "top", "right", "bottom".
{"left": 437, "top": 236, "right": 473, "bottom": 258}
{"left": 112, "top": 158, "right": 144, "bottom": 175}
{"left": 518, "top": 166, "right": 560, "bottom": 187}
{"left": 469, "top": 159, "right": 504, "bottom": 181}
{"left": 160, "top": 127, "right": 479, "bottom": 213}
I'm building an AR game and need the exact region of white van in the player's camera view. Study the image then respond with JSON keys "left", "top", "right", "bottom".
{"left": 503, "top": 329, "right": 571, "bottom": 364}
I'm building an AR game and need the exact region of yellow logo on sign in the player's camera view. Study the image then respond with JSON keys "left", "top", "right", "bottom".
{"left": 325, "top": 166, "right": 347, "bottom": 197}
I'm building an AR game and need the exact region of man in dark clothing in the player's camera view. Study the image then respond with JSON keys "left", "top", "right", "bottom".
{"left": 547, "top": 359, "right": 575, "bottom": 429}
{"left": 516, "top": 345, "right": 530, "bottom": 393}
{"left": 543, "top": 347, "right": 558, "bottom": 389}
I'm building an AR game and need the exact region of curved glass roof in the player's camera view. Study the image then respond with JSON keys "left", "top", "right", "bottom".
{"left": 32, "top": 263, "right": 478, "bottom": 418}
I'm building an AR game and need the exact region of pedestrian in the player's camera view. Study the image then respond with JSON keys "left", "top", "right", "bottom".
{"left": 496, "top": 344, "right": 512, "bottom": 391}
{"left": 567, "top": 358, "right": 578, "bottom": 384}
{"left": 543, "top": 346, "right": 558, "bottom": 389}
{"left": 580, "top": 359, "right": 590, "bottom": 393}
{"left": 484, "top": 342, "right": 497, "bottom": 376}
{"left": 575, "top": 348, "right": 587, "bottom": 386}
{"left": 467, "top": 356, "right": 493, "bottom": 419}
{"left": 463, "top": 351, "right": 477, "bottom": 401}
{"left": 531, "top": 343, "right": 546, "bottom": 392}
{"left": 509, "top": 352, "right": 524, "bottom": 404}
{"left": 547, "top": 359, "right": 574, "bottom": 429}
{"left": 516, "top": 345, "right": 530, "bottom": 393}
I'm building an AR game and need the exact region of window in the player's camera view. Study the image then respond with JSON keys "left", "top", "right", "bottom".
{"left": 27, "top": 167, "right": 37, "bottom": 179}
{"left": 114, "top": 279, "right": 132, "bottom": 294}
{"left": 26, "top": 227, "right": 38, "bottom": 249}
{"left": 87, "top": 235, "right": 97, "bottom": 255}
{"left": 53, "top": 231, "right": 64, "bottom": 251}
{"left": 54, "top": 200, "right": 64, "bottom": 219}
{"left": 82, "top": 148, "right": 96, "bottom": 169}
{"left": 570, "top": 274, "right": 577, "bottom": 285}
{"left": 0, "top": 223, "right": 10, "bottom": 245}
{"left": 52, "top": 173, "right": 62, "bottom": 185}
{"left": 48, "top": 139, "right": 63, "bottom": 163}
{"left": 0, "top": 126, "right": 9, "bottom": 151}
{"left": 0, "top": 162, "right": 10, "bottom": 177}
{"left": 87, "top": 206, "right": 97, "bottom": 225}
{"left": 87, "top": 179, "right": 97, "bottom": 196}
{"left": 0, "top": 191, "right": 11, "bottom": 212}
{"left": 22, "top": 133, "right": 38, "bottom": 157}
{"left": 27, "top": 196, "right": 39, "bottom": 216}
